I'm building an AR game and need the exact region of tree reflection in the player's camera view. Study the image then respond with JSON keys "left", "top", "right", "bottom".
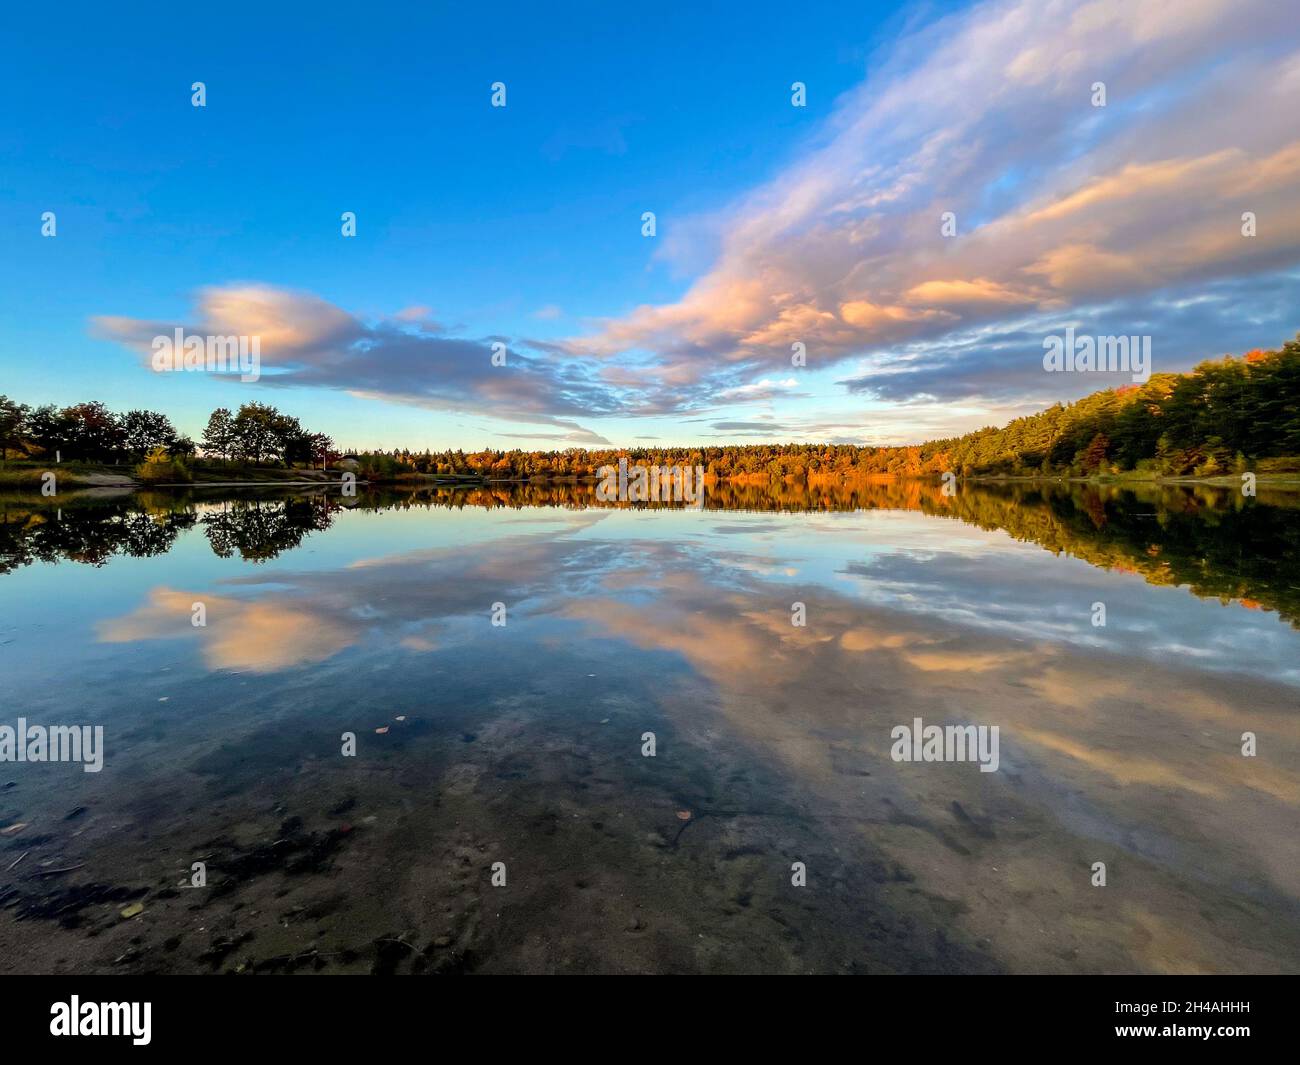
{"left": 202, "top": 497, "right": 338, "bottom": 562}
{"left": 3, "top": 481, "right": 1297, "bottom": 626}
{"left": 0, "top": 501, "right": 196, "bottom": 573}
{"left": 0, "top": 494, "right": 340, "bottom": 573}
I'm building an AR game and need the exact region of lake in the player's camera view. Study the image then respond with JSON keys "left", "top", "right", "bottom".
{"left": 1, "top": 480, "right": 1298, "bottom": 973}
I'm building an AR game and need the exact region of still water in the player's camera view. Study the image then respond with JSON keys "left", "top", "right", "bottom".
{"left": 1, "top": 481, "right": 1298, "bottom": 973}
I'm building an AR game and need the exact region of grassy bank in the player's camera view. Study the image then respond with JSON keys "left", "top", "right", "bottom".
{"left": 0, "top": 461, "right": 136, "bottom": 487}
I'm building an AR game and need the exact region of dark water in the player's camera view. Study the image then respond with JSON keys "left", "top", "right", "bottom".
{"left": 1, "top": 480, "right": 1297, "bottom": 973}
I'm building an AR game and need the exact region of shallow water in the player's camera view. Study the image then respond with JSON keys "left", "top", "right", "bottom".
{"left": 1, "top": 481, "right": 1298, "bottom": 973}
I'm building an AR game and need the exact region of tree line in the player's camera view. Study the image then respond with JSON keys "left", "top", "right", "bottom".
{"left": 0, "top": 399, "right": 336, "bottom": 468}
{"left": 939, "top": 334, "right": 1300, "bottom": 477}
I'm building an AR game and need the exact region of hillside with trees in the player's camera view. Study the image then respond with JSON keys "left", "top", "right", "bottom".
{"left": 942, "top": 336, "right": 1300, "bottom": 478}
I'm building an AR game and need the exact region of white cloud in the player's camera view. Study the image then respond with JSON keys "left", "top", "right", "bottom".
{"left": 569, "top": 0, "right": 1300, "bottom": 401}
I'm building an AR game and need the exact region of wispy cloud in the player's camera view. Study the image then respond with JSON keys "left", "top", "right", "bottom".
{"left": 568, "top": 0, "right": 1300, "bottom": 399}
{"left": 93, "top": 284, "right": 622, "bottom": 443}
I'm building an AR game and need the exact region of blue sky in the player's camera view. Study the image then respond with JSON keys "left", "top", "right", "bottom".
{"left": 2, "top": 0, "right": 1298, "bottom": 451}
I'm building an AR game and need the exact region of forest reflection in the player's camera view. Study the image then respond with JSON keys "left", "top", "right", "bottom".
{"left": 2, "top": 480, "right": 1297, "bottom": 626}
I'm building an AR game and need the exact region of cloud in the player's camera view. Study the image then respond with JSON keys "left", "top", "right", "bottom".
{"left": 567, "top": 0, "right": 1300, "bottom": 400}
{"left": 394, "top": 305, "right": 433, "bottom": 321}
{"left": 839, "top": 271, "right": 1300, "bottom": 403}
{"left": 709, "top": 420, "right": 792, "bottom": 432}
{"left": 715, "top": 377, "right": 806, "bottom": 402}
{"left": 93, "top": 284, "right": 626, "bottom": 442}
{"left": 494, "top": 429, "right": 613, "bottom": 444}
{"left": 97, "top": 587, "right": 354, "bottom": 673}
{"left": 95, "top": 284, "right": 796, "bottom": 432}
{"left": 703, "top": 416, "right": 903, "bottom": 442}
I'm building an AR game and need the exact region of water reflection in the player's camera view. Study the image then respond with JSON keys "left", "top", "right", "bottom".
{"left": 0, "top": 494, "right": 338, "bottom": 572}
{"left": 4, "top": 481, "right": 1298, "bottom": 627}
{"left": 0, "top": 498, "right": 195, "bottom": 572}
{"left": 1, "top": 481, "right": 1298, "bottom": 974}
{"left": 203, "top": 497, "right": 338, "bottom": 562}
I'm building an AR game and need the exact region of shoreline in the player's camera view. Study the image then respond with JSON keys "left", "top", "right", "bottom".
{"left": 5, "top": 464, "right": 1300, "bottom": 491}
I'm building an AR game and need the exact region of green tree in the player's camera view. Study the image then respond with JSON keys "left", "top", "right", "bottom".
{"left": 201, "top": 408, "right": 235, "bottom": 460}
{"left": 230, "top": 403, "right": 284, "bottom": 464}
{"left": 120, "top": 409, "right": 178, "bottom": 457}
{"left": 0, "top": 395, "right": 28, "bottom": 459}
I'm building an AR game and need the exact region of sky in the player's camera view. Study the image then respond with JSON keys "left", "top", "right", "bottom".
{"left": 2, "top": 0, "right": 1299, "bottom": 452}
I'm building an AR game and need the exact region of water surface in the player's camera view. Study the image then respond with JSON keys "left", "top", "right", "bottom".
{"left": 1, "top": 481, "right": 1297, "bottom": 973}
